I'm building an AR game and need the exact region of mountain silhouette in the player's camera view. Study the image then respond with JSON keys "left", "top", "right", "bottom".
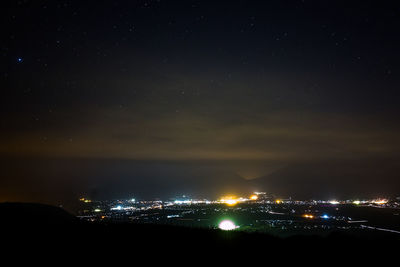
{"left": 0, "top": 202, "right": 78, "bottom": 225}
{"left": 249, "top": 159, "right": 400, "bottom": 199}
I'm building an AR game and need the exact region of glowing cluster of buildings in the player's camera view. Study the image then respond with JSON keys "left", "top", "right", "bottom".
{"left": 323, "top": 199, "right": 390, "bottom": 206}
{"left": 75, "top": 193, "right": 399, "bottom": 236}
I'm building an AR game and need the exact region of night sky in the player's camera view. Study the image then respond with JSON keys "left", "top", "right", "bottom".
{"left": 2, "top": 0, "right": 400, "bottom": 204}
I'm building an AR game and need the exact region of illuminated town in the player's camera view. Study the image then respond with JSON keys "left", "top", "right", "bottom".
{"left": 76, "top": 192, "right": 400, "bottom": 237}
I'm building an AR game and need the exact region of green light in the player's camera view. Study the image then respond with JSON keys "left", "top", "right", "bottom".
{"left": 218, "top": 220, "right": 238, "bottom": 231}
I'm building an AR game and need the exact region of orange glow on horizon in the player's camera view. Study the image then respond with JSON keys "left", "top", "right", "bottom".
{"left": 220, "top": 196, "right": 239, "bottom": 206}
{"left": 373, "top": 199, "right": 388, "bottom": 205}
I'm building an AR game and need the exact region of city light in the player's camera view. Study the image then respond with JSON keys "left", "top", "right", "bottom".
{"left": 373, "top": 199, "right": 388, "bottom": 205}
{"left": 74, "top": 194, "right": 399, "bottom": 236}
{"left": 220, "top": 196, "right": 239, "bottom": 206}
{"left": 218, "top": 220, "right": 238, "bottom": 231}
{"left": 225, "top": 199, "right": 238, "bottom": 206}
{"left": 79, "top": 197, "right": 92, "bottom": 203}
{"left": 174, "top": 200, "right": 192, "bottom": 205}
{"left": 250, "top": 195, "right": 258, "bottom": 201}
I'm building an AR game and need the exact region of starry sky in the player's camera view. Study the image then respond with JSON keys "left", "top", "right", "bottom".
{"left": 2, "top": 0, "right": 400, "bottom": 204}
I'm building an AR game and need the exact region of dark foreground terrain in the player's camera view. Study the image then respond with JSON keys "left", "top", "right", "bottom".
{"left": 1, "top": 202, "right": 398, "bottom": 262}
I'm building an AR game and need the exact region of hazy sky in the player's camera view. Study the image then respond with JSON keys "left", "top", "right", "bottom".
{"left": 2, "top": 0, "right": 400, "bottom": 204}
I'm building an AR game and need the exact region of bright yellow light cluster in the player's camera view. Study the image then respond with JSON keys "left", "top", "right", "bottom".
{"left": 79, "top": 197, "right": 92, "bottom": 203}
{"left": 219, "top": 193, "right": 264, "bottom": 205}
{"left": 250, "top": 195, "right": 258, "bottom": 201}
{"left": 303, "top": 214, "right": 314, "bottom": 219}
{"left": 220, "top": 196, "right": 239, "bottom": 206}
{"left": 275, "top": 199, "right": 282, "bottom": 204}
{"left": 225, "top": 199, "right": 238, "bottom": 206}
{"left": 373, "top": 199, "right": 388, "bottom": 205}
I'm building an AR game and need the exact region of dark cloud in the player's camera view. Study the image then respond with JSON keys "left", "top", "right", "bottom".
{"left": 2, "top": 0, "right": 400, "bottom": 204}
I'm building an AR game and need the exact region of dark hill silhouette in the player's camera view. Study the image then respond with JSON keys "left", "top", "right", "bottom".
{"left": 3, "top": 157, "right": 399, "bottom": 203}
{"left": 249, "top": 160, "right": 400, "bottom": 199}
{"left": 87, "top": 163, "right": 253, "bottom": 200}
{"left": 0, "top": 202, "right": 78, "bottom": 225}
